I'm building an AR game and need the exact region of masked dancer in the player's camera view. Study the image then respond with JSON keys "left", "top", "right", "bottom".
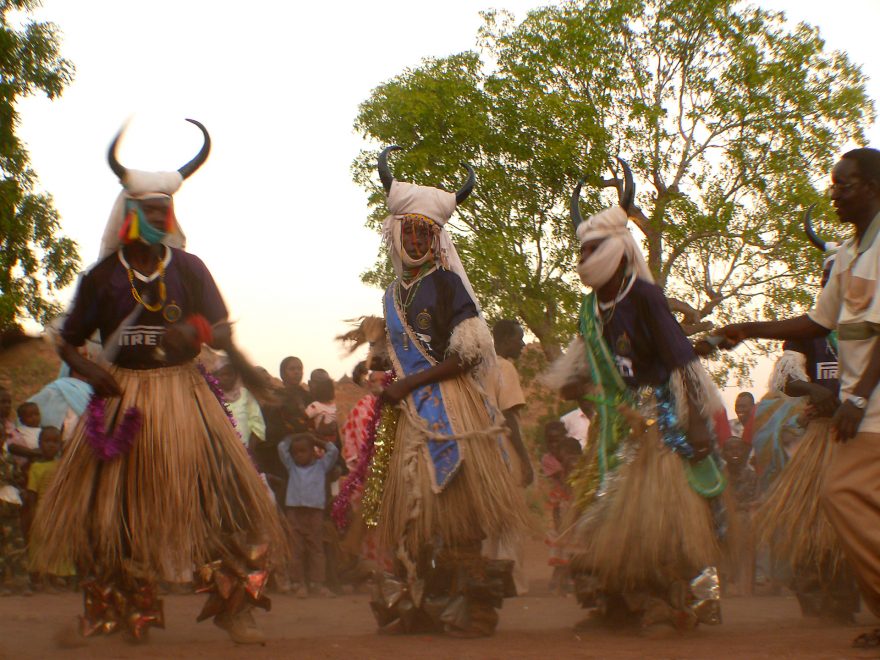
{"left": 29, "top": 120, "right": 285, "bottom": 645}
{"left": 338, "top": 147, "right": 530, "bottom": 637}
{"left": 544, "top": 159, "right": 728, "bottom": 631}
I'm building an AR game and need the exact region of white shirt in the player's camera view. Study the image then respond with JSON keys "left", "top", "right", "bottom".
{"left": 561, "top": 408, "right": 591, "bottom": 449}
{"left": 809, "top": 211, "right": 880, "bottom": 432}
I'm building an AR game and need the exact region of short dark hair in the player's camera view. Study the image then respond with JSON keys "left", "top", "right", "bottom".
{"left": 352, "top": 361, "right": 368, "bottom": 387}
{"left": 310, "top": 377, "right": 335, "bottom": 403}
{"left": 39, "top": 426, "right": 61, "bottom": 443}
{"left": 736, "top": 391, "right": 754, "bottom": 403}
{"left": 17, "top": 401, "right": 38, "bottom": 416}
{"left": 842, "top": 147, "right": 880, "bottom": 188}
{"left": 279, "top": 356, "right": 302, "bottom": 378}
{"left": 493, "top": 319, "right": 522, "bottom": 342}
{"left": 544, "top": 420, "right": 567, "bottom": 436}
{"left": 560, "top": 436, "right": 582, "bottom": 455}
{"left": 289, "top": 433, "right": 315, "bottom": 448}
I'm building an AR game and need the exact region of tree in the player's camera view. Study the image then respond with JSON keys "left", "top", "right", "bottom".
{"left": 352, "top": 0, "right": 873, "bottom": 379}
{"left": 0, "top": 0, "right": 78, "bottom": 332}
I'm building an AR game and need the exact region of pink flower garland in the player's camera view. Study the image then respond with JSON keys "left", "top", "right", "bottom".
{"left": 331, "top": 371, "right": 393, "bottom": 530}
{"left": 196, "top": 362, "right": 267, "bottom": 476}
{"left": 197, "top": 363, "right": 237, "bottom": 429}
{"left": 85, "top": 396, "right": 143, "bottom": 461}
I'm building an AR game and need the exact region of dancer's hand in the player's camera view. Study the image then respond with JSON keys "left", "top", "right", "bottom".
{"left": 833, "top": 400, "right": 865, "bottom": 442}
{"left": 381, "top": 379, "right": 410, "bottom": 405}
{"left": 80, "top": 362, "right": 122, "bottom": 397}
{"left": 710, "top": 324, "right": 752, "bottom": 350}
{"left": 162, "top": 323, "right": 198, "bottom": 357}
{"left": 807, "top": 384, "right": 839, "bottom": 419}
{"left": 210, "top": 321, "right": 234, "bottom": 351}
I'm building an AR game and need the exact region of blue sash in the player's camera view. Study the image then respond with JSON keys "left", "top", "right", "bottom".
{"left": 384, "top": 283, "right": 461, "bottom": 489}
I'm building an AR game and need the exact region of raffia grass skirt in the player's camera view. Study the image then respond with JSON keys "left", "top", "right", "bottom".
{"left": 378, "top": 373, "right": 532, "bottom": 557}
{"left": 29, "top": 363, "right": 285, "bottom": 580}
{"left": 754, "top": 418, "right": 845, "bottom": 573}
{"left": 568, "top": 423, "right": 720, "bottom": 592}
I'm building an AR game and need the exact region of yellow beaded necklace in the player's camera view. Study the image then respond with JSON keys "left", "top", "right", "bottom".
{"left": 126, "top": 257, "right": 166, "bottom": 312}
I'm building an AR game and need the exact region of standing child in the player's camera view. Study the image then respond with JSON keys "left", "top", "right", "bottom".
{"left": 541, "top": 421, "right": 574, "bottom": 594}
{"left": 278, "top": 433, "right": 339, "bottom": 598}
{"left": 25, "top": 427, "right": 74, "bottom": 590}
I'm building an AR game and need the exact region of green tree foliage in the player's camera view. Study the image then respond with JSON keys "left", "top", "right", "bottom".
{"left": 352, "top": 0, "right": 873, "bottom": 375}
{"left": 0, "top": 0, "right": 77, "bottom": 331}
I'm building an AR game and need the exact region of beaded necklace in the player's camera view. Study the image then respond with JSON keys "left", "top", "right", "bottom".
{"left": 125, "top": 253, "right": 167, "bottom": 312}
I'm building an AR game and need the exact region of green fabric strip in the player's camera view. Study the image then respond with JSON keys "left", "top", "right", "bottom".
{"left": 838, "top": 322, "right": 880, "bottom": 341}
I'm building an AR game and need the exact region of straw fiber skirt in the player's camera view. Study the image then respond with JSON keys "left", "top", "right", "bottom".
{"left": 29, "top": 362, "right": 285, "bottom": 580}
{"left": 378, "top": 373, "right": 531, "bottom": 558}
{"left": 568, "top": 421, "right": 721, "bottom": 592}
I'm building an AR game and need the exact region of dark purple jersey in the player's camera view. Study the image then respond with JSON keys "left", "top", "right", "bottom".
{"left": 599, "top": 277, "right": 697, "bottom": 388}
{"left": 782, "top": 337, "right": 839, "bottom": 396}
{"left": 62, "top": 248, "right": 227, "bottom": 369}
{"left": 397, "top": 268, "right": 478, "bottom": 362}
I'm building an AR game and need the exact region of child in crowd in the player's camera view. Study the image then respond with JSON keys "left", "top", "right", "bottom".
{"left": 0, "top": 392, "right": 29, "bottom": 596}
{"left": 214, "top": 361, "right": 267, "bottom": 453}
{"left": 25, "top": 427, "right": 74, "bottom": 590}
{"left": 305, "top": 370, "right": 338, "bottom": 444}
{"left": 305, "top": 370, "right": 347, "bottom": 593}
{"left": 541, "top": 421, "right": 578, "bottom": 595}
{"left": 0, "top": 387, "right": 19, "bottom": 450}
{"left": 7, "top": 402, "right": 42, "bottom": 467}
{"left": 723, "top": 436, "right": 758, "bottom": 596}
{"left": 278, "top": 433, "right": 339, "bottom": 598}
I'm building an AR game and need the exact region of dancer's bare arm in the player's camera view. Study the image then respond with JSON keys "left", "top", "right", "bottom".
{"left": 58, "top": 341, "right": 121, "bottom": 397}
{"left": 381, "top": 354, "right": 472, "bottom": 404}
{"left": 715, "top": 315, "right": 828, "bottom": 346}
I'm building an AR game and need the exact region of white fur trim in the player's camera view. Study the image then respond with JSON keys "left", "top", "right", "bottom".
{"left": 768, "top": 350, "right": 809, "bottom": 393}
{"left": 668, "top": 361, "right": 725, "bottom": 429}
{"left": 447, "top": 316, "right": 496, "bottom": 384}
{"left": 541, "top": 336, "right": 590, "bottom": 391}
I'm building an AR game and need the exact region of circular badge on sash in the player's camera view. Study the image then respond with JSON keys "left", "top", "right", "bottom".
{"left": 163, "top": 302, "right": 182, "bottom": 323}
{"left": 416, "top": 310, "right": 432, "bottom": 330}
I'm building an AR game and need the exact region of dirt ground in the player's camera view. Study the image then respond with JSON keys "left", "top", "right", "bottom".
{"left": 0, "top": 538, "right": 877, "bottom": 660}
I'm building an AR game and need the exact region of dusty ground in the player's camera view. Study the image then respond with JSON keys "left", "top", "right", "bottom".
{"left": 0, "top": 538, "right": 877, "bottom": 660}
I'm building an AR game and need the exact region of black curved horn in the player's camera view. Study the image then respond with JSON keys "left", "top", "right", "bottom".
{"left": 570, "top": 177, "right": 586, "bottom": 232}
{"left": 617, "top": 157, "right": 634, "bottom": 210}
{"left": 178, "top": 119, "right": 211, "bottom": 179}
{"left": 107, "top": 126, "right": 127, "bottom": 181}
{"left": 803, "top": 204, "right": 826, "bottom": 252}
{"left": 455, "top": 162, "right": 476, "bottom": 204}
{"left": 378, "top": 145, "right": 401, "bottom": 193}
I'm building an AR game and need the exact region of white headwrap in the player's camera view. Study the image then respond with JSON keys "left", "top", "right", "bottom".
{"left": 381, "top": 180, "right": 483, "bottom": 313}
{"left": 98, "top": 169, "right": 188, "bottom": 260}
{"left": 575, "top": 206, "right": 653, "bottom": 288}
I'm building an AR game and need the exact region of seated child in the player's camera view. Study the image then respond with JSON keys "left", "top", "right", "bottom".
{"left": 278, "top": 433, "right": 339, "bottom": 598}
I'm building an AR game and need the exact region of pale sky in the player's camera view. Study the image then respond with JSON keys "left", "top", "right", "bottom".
{"left": 15, "top": 0, "right": 880, "bottom": 409}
